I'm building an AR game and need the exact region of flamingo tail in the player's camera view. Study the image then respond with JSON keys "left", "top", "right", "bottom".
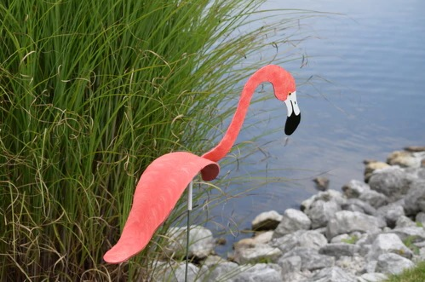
{"left": 103, "top": 152, "right": 219, "bottom": 264}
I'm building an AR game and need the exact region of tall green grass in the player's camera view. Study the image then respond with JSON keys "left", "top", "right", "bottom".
{"left": 0, "top": 0, "right": 307, "bottom": 280}
{"left": 384, "top": 261, "right": 425, "bottom": 282}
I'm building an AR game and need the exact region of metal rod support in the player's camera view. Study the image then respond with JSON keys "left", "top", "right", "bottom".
{"left": 185, "top": 181, "right": 193, "bottom": 282}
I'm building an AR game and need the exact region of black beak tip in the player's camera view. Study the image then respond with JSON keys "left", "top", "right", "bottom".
{"left": 284, "top": 112, "right": 301, "bottom": 135}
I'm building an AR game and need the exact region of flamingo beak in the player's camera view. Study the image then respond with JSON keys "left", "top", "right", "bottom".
{"left": 284, "top": 91, "right": 301, "bottom": 135}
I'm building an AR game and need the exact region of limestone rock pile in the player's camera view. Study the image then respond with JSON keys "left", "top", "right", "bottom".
{"left": 157, "top": 147, "right": 425, "bottom": 281}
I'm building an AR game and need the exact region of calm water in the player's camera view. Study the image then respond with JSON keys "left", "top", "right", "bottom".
{"left": 204, "top": 0, "right": 425, "bottom": 252}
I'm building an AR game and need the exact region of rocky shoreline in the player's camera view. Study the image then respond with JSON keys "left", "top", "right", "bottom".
{"left": 157, "top": 146, "right": 425, "bottom": 282}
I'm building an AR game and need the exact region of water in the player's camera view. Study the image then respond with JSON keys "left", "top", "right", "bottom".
{"left": 203, "top": 0, "right": 425, "bottom": 253}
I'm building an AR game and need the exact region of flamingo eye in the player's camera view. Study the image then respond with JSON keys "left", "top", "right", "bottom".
{"left": 288, "top": 92, "right": 292, "bottom": 96}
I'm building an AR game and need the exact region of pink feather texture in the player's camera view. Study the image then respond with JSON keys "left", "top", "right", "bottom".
{"left": 103, "top": 65, "right": 297, "bottom": 264}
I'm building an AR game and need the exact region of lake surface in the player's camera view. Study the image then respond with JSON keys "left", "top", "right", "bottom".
{"left": 203, "top": 0, "right": 425, "bottom": 252}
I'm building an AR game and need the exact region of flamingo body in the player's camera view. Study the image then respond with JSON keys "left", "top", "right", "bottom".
{"left": 103, "top": 152, "right": 219, "bottom": 263}
{"left": 104, "top": 65, "right": 301, "bottom": 264}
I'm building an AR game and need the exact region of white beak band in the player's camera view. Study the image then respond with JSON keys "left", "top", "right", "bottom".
{"left": 284, "top": 91, "right": 301, "bottom": 117}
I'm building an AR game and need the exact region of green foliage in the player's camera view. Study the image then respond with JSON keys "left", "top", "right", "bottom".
{"left": 0, "top": 0, "right": 306, "bottom": 280}
{"left": 341, "top": 234, "right": 359, "bottom": 245}
{"left": 403, "top": 236, "right": 420, "bottom": 255}
{"left": 256, "top": 257, "right": 273, "bottom": 264}
{"left": 385, "top": 261, "right": 425, "bottom": 282}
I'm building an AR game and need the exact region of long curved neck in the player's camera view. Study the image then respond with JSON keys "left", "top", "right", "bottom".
{"left": 201, "top": 65, "right": 289, "bottom": 162}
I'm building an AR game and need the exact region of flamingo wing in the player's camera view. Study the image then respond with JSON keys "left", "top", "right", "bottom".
{"left": 103, "top": 152, "right": 220, "bottom": 264}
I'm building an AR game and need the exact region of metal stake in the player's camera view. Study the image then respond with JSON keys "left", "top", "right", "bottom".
{"left": 185, "top": 181, "right": 193, "bottom": 282}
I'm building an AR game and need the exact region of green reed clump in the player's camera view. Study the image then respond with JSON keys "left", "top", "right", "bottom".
{"left": 0, "top": 0, "right": 307, "bottom": 280}
{"left": 385, "top": 261, "right": 425, "bottom": 282}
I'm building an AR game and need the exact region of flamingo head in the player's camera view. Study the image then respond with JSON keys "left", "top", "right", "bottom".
{"left": 272, "top": 69, "right": 301, "bottom": 135}
{"left": 284, "top": 90, "right": 301, "bottom": 135}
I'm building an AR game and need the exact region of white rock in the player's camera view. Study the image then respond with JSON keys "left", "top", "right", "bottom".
{"left": 375, "top": 253, "right": 415, "bottom": 275}
{"left": 278, "top": 255, "right": 302, "bottom": 273}
{"left": 279, "top": 256, "right": 313, "bottom": 282}
{"left": 326, "top": 211, "right": 386, "bottom": 240}
{"left": 365, "top": 260, "right": 378, "bottom": 273}
{"left": 254, "top": 231, "right": 274, "bottom": 244}
{"left": 359, "top": 190, "right": 389, "bottom": 209}
{"left": 234, "top": 231, "right": 273, "bottom": 250}
{"left": 368, "top": 233, "right": 413, "bottom": 261}
{"left": 368, "top": 166, "right": 414, "bottom": 201}
{"left": 335, "top": 255, "right": 366, "bottom": 275}
{"left": 232, "top": 263, "right": 283, "bottom": 282}
{"left": 232, "top": 243, "right": 282, "bottom": 264}
{"left": 321, "top": 190, "right": 347, "bottom": 204}
{"left": 342, "top": 180, "right": 371, "bottom": 198}
{"left": 319, "top": 243, "right": 360, "bottom": 259}
{"left": 273, "top": 209, "right": 311, "bottom": 238}
{"left": 353, "top": 231, "right": 376, "bottom": 246}
{"left": 416, "top": 212, "right": 425, "bottom": 225}
{"left": 364, "top": 161, "right": 390, "bottom": 182}
{"left": 387, "top": 151, "right": 425, "bottom": 168}
{"left": 279, "top": 247, "right": 334, "bottom": 271}
{"left": 404, "top": 146, "right": 425, "bottom": 153}
{"left": 377, "top": 202, "right": 405, "bottom": 227}
{"left": 403, "top": 179, "right": 425, "bottom": 215}
{"left": 307, "top": 200, "right": 341, "bottom": 229}
{"left": 202, "top": 255, "right": 227, "bottom": 266}
{"left": 160, "top": 262, "right": 199, "bottom": 282}
{"left": 419, "top": 247, "right": 425, "bottom": 261}
{"left": 166, "top": 225, "right": 215, "bottom": 259}
{"left": 252, "top": 210, "right": 283, "bottom": 231}
{"left": 203, "top": 261, "right": 240, "bottom": 281}
{"left": 305, "top": 266, "right": 357, "bottom": 282}
{"left": 415, "top": 167, "right": 425, "bottom": 178}
{"left": 301, "top": 197, "right": 315, "bottom": 212}
{"left": 271, "top": 230, "right": 328, "bottom": 253}
{"left": 342, "top": 199, "right": 377, "bottom": 216}
{"left": 331, "top": 234, "right": 352, "bottom": 244}
{"left": 301, "top": 190, "right": 346, "bottom": 211}
{"left": 342, "top": 180, "right": 388, "bottom": 208}
{"left": 282, "top": 270, "right": 312, "bottom": 282}
{"left": 358, "top": 272, "right": 388, "bottom": 282}
{"left": 391, "top": 226, "right": 425, "bottom": 242}
{"left": 395, "top": 215, "right": 416, "bottom": 228}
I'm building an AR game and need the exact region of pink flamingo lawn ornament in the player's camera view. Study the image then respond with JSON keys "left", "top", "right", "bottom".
{"left": 103, "top": 64, "right": 301, "bottom": 264}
